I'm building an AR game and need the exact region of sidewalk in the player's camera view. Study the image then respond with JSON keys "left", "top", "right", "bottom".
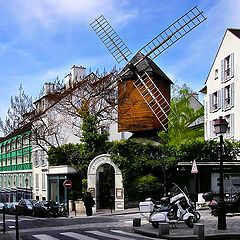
{"left": 133, "top": 209, "right": 240, "bottom": 239}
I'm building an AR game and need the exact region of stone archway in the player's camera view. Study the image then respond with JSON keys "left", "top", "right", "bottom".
{"left": 87, "top": 154, "right": 124, "bottom": 212}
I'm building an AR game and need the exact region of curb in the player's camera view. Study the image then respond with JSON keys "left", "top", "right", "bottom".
{"left": 133, "top": 227, "right": 240, "bottom": 240}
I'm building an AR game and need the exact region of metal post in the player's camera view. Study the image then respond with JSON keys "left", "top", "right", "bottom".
{"left": 194, "top": 173, "right": 197, "bottom": 210}
{"left": 218, "top": 134, "right": 226, "bottom": 230}
{"left": 163, "top": 167, "right": 167, "bottom": 197}
{"left": 3, "top": 206, "right": 6, "bottom": 233}
{"left": 15, "top": 205, "right": 19, "bottom": 240}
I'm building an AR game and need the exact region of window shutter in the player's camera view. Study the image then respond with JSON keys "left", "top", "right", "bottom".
{"left": 221, "top": 88, "right": 224, "bottom": 110}
{"left": 209, "top": 120, "right": 212, "bottom": 138}
{"left": 209, "top": 94, "right": 212, "bottom": 112}
{"left": 230, "top": 53, "right": 234, "bottom": 78}
{"left": 230, "top": 82, "right": 234, "bottom": 107}
{"left": 221, "top": 59, "right": 224, "bottom": 82}
{"left": 230, "top": 113, "right": 234, "bottom": 137}
{"left": 217, "top": 90, "right": 221, "bottom": 109}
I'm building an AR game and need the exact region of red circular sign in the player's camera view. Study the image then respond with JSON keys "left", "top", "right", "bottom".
{"left": 63, "top": 180, "right": 72, "bottom": 189}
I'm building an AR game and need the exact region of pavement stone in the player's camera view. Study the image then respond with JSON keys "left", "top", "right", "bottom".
{"left": 133, "top": 209, "right": 240, "bottom": 239}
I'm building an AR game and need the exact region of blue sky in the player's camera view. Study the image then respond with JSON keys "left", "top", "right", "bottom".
{"left": 0, "top": 0, "right": 240, "bottom": 122}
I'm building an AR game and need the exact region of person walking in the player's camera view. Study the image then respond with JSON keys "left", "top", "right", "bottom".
{"left": 83, "top": 192, "right": 95, "bottom": 216}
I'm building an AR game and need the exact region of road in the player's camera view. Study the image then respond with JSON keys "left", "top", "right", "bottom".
{"left": 1, "top": 212, "right": 154, "bottom": 240}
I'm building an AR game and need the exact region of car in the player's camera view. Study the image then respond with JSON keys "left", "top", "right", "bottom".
{"left": 8, "top": 202, "right": 19, "bottom": 215}
{"left": 17, "top": 199, "right": 37, "bottom": 215}
{"left": 32, "top": 201, "right": 59, "bottom": 217}
{"left": 4, "top": 202, "right": 12, "bottom": 214}
{"left": 0, "top": 202, "right": 5, "bottom": 213}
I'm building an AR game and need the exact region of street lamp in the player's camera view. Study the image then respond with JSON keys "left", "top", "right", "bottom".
{"left": 213, "top": 116, "right": 228, "bottom": 230}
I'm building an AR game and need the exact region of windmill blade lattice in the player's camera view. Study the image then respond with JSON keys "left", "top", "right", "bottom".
{"left": 138, "top": 6, "right": 207, "bottom": 61}
{"left": 133, "top": 71, "right": 171, "bottom": 131}
{"left": 90, "top": 15, "right": 132, "bottom": 63}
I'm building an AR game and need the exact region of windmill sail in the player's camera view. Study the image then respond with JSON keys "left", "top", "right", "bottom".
{"left": 90, "top": 15, "right": 132, "bottom": 63}
{"left": 90, "top": 7, "right": 206, "bottom": 132}
{"left": 138, "top": 6, "right": 206, "bottom": 62}
{"left": 133, "top": 71, "right": 170, "bottom": 131}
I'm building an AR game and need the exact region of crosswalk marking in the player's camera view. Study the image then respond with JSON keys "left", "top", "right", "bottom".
{"left": 86, "top": 230, "right": 135, "bottom": 240}
{"left": 61, "top": 232, "right": 96, "bottom": 240}
{"left": 32, "top": 234, "right": 59, "bottom": 240}
{"left": 111, "top": 230, "right": 157, "bottom": 239}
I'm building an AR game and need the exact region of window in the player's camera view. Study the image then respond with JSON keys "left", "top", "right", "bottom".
{"left": 224, "top": 56, "right": 230, "bottom": 78}
{"left": 210, "top": 91, "right": 220, "bottom": 112}
{"left": 221, "top": 53, "right": 234, "bottom": 81}
{"left": 24, "top": 154, "right": 29, "bottom": 163}
{"left": 35, "top": 174, "right": 39, "bottom": 189}
{"left": 41, "top": 150, "right": 46, "bottom": 166}
{"left": 33, "top": 151, "right": 39, "bottom": 167}
{"left": 222, "top": 83, "right": 234, "bottom": 110}
{"left": 214, "top": 69, "right": 218, "bottom": 79}
{"left": 42, "top": 173, "right": 46, "bottom": 190}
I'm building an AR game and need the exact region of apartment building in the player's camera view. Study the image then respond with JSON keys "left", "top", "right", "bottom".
{"left": 0, "top": 123, "right": 32, "bottom": 202}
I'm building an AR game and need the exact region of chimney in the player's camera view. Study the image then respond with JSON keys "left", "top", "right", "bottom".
{"left": 44, "top": 82, "right": 55, "bottom": 95}
{"left": 71, "top": 65, "right": 86, "bottom": 82}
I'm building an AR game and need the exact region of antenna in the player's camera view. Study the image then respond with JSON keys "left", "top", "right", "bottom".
{"left": 90, "top": 15, "right": 132, "bottom": 64}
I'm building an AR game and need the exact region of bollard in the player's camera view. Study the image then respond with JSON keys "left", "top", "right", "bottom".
{"left": 158, "top": 223, "right": 169, "bottom": 236}
{"left": 3, "top": 206, "right": 5, "bottom": 233}
{"left": 133, "top": 218, "right": 141, "bottom": 227}
{"left": 15, "top": 205, "right": 19, "bottom": 240}
{"left": 193, "top": 223, "right": 204, "bottom": 240}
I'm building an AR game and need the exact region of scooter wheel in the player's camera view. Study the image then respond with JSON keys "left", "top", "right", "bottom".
{"left": 212, "top": 209, "right": 218, "bottom": 216}
{"left": 193, "top": 211, "right": 201, "bottom": 222}
{"left": 152, "top": 222, "right": 159, "bottom": 229}
{"left": 185, "top": 216, "right": 194, "bottom": 228}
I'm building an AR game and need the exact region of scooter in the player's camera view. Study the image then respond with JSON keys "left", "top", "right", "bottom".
{"left": 139, "top": 184, "right": 197, "bottom": 228}
{"left": 203, "top": 191, "right": 240, "bottom": 216}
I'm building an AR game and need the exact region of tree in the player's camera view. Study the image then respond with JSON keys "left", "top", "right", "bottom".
{"left": 47, "top": 112, "right": 110, "bottom": 177}
{"left": 0, "top": 85, "right": 33, "bottom": 136}
{"left": 158, "top": 83, "right": 204, "bottom": 146}
{"left": 29, "top": 69, "right": 118, "bottom": 153}
{"left": 109, "top": 140, "right": 177, "bottom": 200}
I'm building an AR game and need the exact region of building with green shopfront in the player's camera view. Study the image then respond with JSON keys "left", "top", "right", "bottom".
{"left": 0, "top": 123, "right": 33, "bottom": 203}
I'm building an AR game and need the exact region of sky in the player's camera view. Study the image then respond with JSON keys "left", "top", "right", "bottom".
{"left": 0, "top": 0, "right": 240, "bottom": 122}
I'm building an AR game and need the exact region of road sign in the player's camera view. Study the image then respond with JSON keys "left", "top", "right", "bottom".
{"left": 63, "top": 180, "right": 72, "bottom": 189}
{"left": 191, "top": 160, "right": 198, "bottom": 174}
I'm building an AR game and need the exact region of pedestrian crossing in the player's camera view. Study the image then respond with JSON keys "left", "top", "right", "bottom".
{"left": 32, "top": 230, "right": 156, "bottom": 240}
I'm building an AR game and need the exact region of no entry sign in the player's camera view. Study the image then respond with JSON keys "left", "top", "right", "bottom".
{"left": 63, "top": 180, "right": 73, "bottom": 189}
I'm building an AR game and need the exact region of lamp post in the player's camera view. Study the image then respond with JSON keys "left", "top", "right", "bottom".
{"left": 25, "top": 178, "right": 29, "bottom": 199}
{"left": 213, "top": 116, "right": 228, "bottom": 230}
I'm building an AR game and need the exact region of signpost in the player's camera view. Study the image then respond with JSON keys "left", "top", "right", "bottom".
{"left": 63, "top": 180, "right": 72, "bottom": 189}
{"left": 191, "top": 160, "right": 198, "bottom": 210}
{"left": 63, "top": 180, "right": 72, "bottom": 217}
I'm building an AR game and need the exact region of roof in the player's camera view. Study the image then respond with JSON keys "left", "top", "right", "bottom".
{"left": 0, "top": 122, "right": 31, "bottom": 143}
{"left": 228, "top": 28, "right": 240, "bottom": 39}
{"left": 120, "top": 52, "right": 173, "bottom": 84}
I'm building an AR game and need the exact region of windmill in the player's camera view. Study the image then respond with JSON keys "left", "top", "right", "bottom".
{"left": 90, "top": 6, "right": 206, "bottom": 133}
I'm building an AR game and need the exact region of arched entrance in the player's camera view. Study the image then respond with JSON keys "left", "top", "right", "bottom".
{"left": 87, "top": 154, "right": 124, "bottom": 212}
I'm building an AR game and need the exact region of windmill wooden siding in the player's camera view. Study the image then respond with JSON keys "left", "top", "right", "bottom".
{"left": 118, "top": 74, "right": 171, "bottom": 132}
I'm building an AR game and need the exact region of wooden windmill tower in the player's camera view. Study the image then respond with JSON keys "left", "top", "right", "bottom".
{"left": 90, "top": 6, "right": 206, "bottom": 134}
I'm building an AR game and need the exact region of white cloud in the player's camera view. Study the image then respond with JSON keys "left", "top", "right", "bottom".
{"left": 8, "top": 0, "right": 138, "bottom": 32}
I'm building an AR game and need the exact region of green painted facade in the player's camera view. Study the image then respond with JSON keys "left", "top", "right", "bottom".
{"left": 0, "top": 129, "right": 33, "bottom": 194}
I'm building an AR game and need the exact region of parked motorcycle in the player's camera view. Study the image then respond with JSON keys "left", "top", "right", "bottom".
{"left": 202, "top": 191, "right": 240, "bottom": 216}
{"left": 139, "top": 183, "right": 199, "bottom": 228}
{"left": 57, "top": 202, "right": 68, "bottom": 217}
